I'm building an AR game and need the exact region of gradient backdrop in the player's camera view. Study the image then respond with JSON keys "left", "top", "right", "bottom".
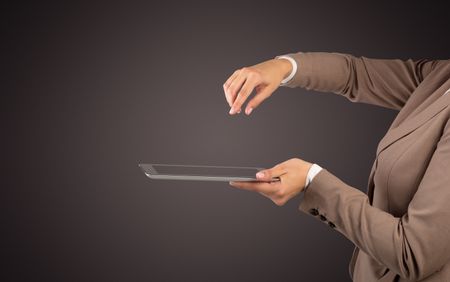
{"left": 3, "top": 1, "right": 449, "bottom": 281}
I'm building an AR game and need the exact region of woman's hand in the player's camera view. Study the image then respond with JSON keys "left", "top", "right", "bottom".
{"left": 229, "top": 158, "right": 312, "bottom": 206}
{"left": 223, "top": 58, "right": 292, "bottom": 115}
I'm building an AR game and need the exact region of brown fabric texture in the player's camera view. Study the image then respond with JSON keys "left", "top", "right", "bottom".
{"left": 286, "top": 52, "right": 450, "bottom": 281}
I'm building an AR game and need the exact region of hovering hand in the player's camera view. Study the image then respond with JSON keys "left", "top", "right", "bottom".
{"left": 223, "top": 58, "right": 292, "bottom": 115}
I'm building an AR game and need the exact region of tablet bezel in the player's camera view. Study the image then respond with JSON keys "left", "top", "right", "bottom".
{"left": 139, "top": 163, "right": 279, "bottom": 182}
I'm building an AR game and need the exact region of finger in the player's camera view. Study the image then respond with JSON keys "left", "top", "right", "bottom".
{"left": 227, "top": 73, "right": 248, "bottom": 114}
{"left": 230, "top": 76, "right": 259, "bottom": 114}
{"left": 224, "top": 71, "right": 241, "bottom": 108}
{"left": 256, "top": 164, "right": 286, "bottom": 182}
{"left": 244, "top": 84, "right": 276, "bottom": 115}
{"left": 223, "top": 70, "right": 240, "bottom": 107}
{"left": 229, "top": 180, "right": 280, "bottom": 194}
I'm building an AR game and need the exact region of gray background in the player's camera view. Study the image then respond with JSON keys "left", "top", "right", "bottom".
{"left": 2, "top": 1, "right": 449, "bottom": 281}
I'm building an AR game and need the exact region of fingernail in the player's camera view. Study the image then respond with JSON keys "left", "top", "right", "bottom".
{"left": 237, "top": 109, "right": 241, "bottom": 114}
{"left": 229, "top": 181, "right": 235, "bottom": 185}
{"left": 256, "top": 172, "right": 264, "bottom": 179}
{"left": 229, "top": 108, "right": 235, "bottom": 114}
{"left": 246, "top": 107, "right": 253, "bottom": 115}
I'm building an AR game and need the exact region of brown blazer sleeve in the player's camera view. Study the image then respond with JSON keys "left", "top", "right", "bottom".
{"left": 284, "top": 52, "right": 450, "bottom": 280}
{"left": 282, "top": 52, "right": 443, "bottom": 110}
{"left": 298, "top": 120, "right": 450, "bottom": 280}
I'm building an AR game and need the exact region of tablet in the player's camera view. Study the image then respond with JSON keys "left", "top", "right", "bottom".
{"left": 139, "top": 163, "right": 279, "bottom": 182}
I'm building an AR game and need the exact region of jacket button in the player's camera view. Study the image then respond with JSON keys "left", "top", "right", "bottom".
{"left": 309, "top": 208, "right": 319, "bottom": 216}
{"left": 328, "top": 222, "right": 336, "bottom": 228}
{"left": 319, "top": 215, "right": 327, "bottom": 221}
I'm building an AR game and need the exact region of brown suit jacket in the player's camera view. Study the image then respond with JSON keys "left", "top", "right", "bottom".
{"left": 283, "top": 52, "right": 450, "bottom": 281}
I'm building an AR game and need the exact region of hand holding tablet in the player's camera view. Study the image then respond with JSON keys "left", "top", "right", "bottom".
{"left": 140, "top": 159, "right": 312, "bottom": 206}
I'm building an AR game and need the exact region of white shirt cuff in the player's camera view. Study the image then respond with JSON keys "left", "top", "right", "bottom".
{"left": 305, "top": 164, "right": 322, "bottom": 188}
{"left": 275, "top": 55, "right": 298, "bottom": 85}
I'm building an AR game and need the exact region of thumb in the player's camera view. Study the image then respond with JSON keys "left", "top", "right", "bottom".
{"left": 256, "top": 164, "right": 285, "bottom": 181}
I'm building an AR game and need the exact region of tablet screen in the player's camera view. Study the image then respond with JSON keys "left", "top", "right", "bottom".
{"left": 153, "top": 165, "right": 260, "bottom": 178}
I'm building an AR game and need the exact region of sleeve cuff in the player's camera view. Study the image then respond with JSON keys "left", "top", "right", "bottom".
{"left": 298, "top": 169, "right": 369, "bottom": 233}
{"left": 305, "top": 163, "right": 323, "bottom": 187}
{"left": 275, "top": 55, "right": 298, "bottom": 85}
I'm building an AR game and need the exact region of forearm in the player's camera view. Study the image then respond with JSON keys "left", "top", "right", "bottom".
{"left": 277, "top": 52, "right": 443, "bottom": 110}
{"left": 279, "top": 52, "right": 351, "bottom": 93}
